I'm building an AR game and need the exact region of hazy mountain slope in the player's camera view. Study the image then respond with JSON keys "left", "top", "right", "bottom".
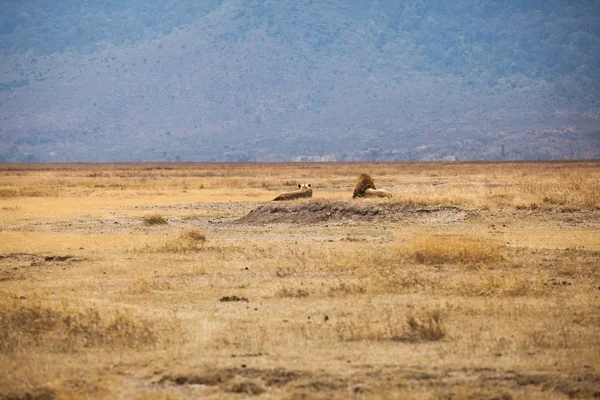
{"left": 0, "top": 0, "right": 599, "bottom": 162}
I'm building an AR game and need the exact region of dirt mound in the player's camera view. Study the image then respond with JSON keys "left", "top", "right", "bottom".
{"left": 234, "top": 200, "right": 469, "bottom": 225}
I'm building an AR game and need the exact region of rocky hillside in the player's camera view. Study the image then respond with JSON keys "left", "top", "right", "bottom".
{"left": 1, "top": 0, "right": 599, "bottom": 162}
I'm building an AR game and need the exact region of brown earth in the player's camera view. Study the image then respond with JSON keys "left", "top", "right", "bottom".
{"left": 234, "top": 200, "right": 471, "bottom": 226}
{"left": 157, "top": 366, "right": 600, "bottom": 399}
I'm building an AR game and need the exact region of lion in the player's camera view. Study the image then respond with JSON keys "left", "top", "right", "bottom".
{"left": 272, "top": 183, "right": 313, "bottom": 201}
{"left": 352, "top": 173, "right": 392, "bottom": 198}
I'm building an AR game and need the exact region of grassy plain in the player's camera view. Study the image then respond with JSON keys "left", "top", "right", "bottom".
{"left": 0, "top": 161, "right": 599, "bottom": 399}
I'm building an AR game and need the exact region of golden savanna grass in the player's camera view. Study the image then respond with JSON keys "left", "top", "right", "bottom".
{"left": 0, "top": 161, "right": 599, "bottom": 399}
{"left": 159, "top": 228, "right": 207, "bottom": 252}
{"left": 0, "top": 292, "right": 170, "bottom": 354}
{"left": 411, "top": 235, "right": 505, "bottom": 265}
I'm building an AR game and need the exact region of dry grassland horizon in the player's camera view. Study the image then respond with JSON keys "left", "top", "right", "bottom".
{"left": 0, "top": 161, "right": 599, "bottom": 399}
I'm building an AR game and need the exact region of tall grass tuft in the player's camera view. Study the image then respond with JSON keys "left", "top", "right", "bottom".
{"left": 412, "top": 235, "right": 505, "bottom": 265}
{"left": 161, "top": 228, "right": 207, "bottom": 252}
{"left": 143, "top": 213, "right": 168, "bottom": 225}
{"left": 402, "top": 310, "right": 446, "bottom": 341}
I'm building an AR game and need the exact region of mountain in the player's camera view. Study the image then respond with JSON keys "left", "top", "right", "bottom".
{"left": 1, "top": 0, "right": 599, "bottom": 162}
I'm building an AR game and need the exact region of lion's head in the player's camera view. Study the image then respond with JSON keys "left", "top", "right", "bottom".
{"left": 352, "top": 173, "right": 376, "bottom": 198}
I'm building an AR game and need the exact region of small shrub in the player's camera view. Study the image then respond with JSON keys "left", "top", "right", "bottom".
{"left": 407, "top": 310, "right": 446, "bottom": 341}
{"left": 143, "top": 213, "right": 168, "bottom": 225}
{"left": 181, "top": 228, "right": 206, "bottom": 242}
{"left": 393, "top": 310, "right": 447, "bottom": 342}
{"left": 161, "top": 228, "right": 206, "bottom": 252}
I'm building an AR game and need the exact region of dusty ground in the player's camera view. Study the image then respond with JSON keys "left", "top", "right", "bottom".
{"left": 0, "top": 162, "right": 599, "bottom": 399}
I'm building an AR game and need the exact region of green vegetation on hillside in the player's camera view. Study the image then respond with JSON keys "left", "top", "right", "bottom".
{"left": 3, "top": 0, "right": 598, "bottom": 89}
{"left": 0, "top": 0, "right": 223, "bottom": 54}
{"left": 0, "top": 0, "right": 598, "bottom": 162}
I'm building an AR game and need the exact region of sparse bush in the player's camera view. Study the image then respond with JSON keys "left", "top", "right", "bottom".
{"left": 327, "top": 282, "right": 367, "bottom": 296}
{"left": 395, "top": 310, "right": 446, "bottom": 342}
{"left": 181, "top": 228, "right": 206, "bottom": 242}
{"left": 143, "top": 213, "right": 168, "bottom": 225}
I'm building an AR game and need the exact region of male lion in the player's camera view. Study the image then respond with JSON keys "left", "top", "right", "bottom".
{"left": 272, "top": 183, "right": 313, "bottom": 201}
{"left": 352, "top": 173, "right": 392, "bottom": 198}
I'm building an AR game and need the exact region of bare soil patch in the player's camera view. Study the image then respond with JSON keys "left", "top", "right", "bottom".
{"left": 234, "top": 200, "right": 470, "bottom": 225}
{"left": 0, "top": 253, "right": 85, "bottom": 267}
{"left": 0, "top": 253, "right": 87, "bottom": 282}
{"left": 159, "top": 367, "right": 311, "bottom": 388}
{"left": 157, "top": 366, "right": 600, "bottom": 398}
{"left": 131, "top": 201, "right": 259, "bottom": 214}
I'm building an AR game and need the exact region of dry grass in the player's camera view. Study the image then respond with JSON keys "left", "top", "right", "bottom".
{"left": 326, "top": 281, "right": 367, "bottom": 296}
{"left": 1, "top": 161, "right": 598, "bottom": 209}
{"left": 452, "top": 271, "right": 546, "bottom": 297}
{"left": 0, "top": 292, "right": 166, "bottom": 353}
{"left": 411, "top": 235, "right": 505, "bottom": 265}
{"left": 332, "top": 307, "right": 447, "bottom": 343}
{"left": 135, "top": 228, "right": 208, "bottom": 253}
{"left": 276, "top": 286, "right": 310, "bottom": 298}
{"left": 160, "top": 228, "right": 206, "bottom": 252}
{"left": 401, "top": 310, "right": 447, "bottom": 342}
{"left": 332, "top": 308, "right": 406, "bottom": 342}
{"left": 0, "top": 161, "right": 599, "bottom": 399}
